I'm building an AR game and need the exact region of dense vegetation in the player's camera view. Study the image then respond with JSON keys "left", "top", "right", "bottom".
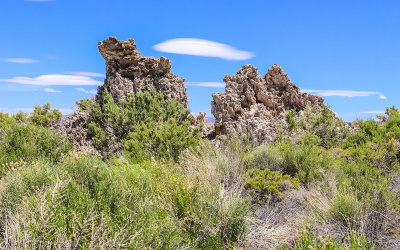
{"left": 0, "top": 92, "right": 399, "bottom": 249}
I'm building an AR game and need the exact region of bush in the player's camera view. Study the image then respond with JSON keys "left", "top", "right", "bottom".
{"left": 0, "top": 154, "right": 249, "bottom": 249}
{"left": 80, "top": 89, "right": 202, "bottom": 161}
{"left": 244, "top": 168, "right": 299, "bottom": 203}
{"left": 0, "top": 114, "right": 72, "bottom": 178}
{"left": 28, "top": 103, "right": 62, "bottom": 127}
{"left": 328, "top": 192, "right": 362, "bottom": 228}
{"left": 278, "top": 229, "right": 374, "bottom": 250}
{"left": 246, "top": 141, "right": 334, "bottom": 185}
{"left": 297, "top": 105, "right": 349, "bottom": 148}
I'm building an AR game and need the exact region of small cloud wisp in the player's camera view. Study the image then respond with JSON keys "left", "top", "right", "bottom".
{"left": 44, "top": 88, "right": 62, "bottom": 93}
{"left": 186, "top": 82, "right": 225, "bottom": 88}
{"left": 2, "top": 58, "right": 38, "bottom": 64}
{"left": 153, "top": 38, "right": 254, "bottom": 60}
{"left": 302, "top": 89, "right": 386, "bottom": 100}
{"left": 0, "top": 74, "right": 101, "bottom": 86}
{"left": 76, "top": 88, "right": 97, "bottom": 95}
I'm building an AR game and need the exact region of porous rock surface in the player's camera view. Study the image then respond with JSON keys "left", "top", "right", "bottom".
{"left": 211, "top": 64, "right": 324, "bottom": 143}
{"left": 96, "top": 37, "right": 188, "bottom": 107}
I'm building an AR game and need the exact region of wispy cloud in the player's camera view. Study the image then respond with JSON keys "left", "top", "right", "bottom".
{"left": 359, "top": 110, "right": 385, "bottom": 114}
{"left": 302, "top": 89, "right": 386, "bottom": 99}
{"left": 76, "top": 87, "right": 97, "bottom": 95}
{"left": 68, "top": 72, "right": 105, "bottom": 78}
{"left": 2, "top": 58, "right": 38, "bottom": 64}
{"left": 0, "top": 74, "right": 101, "bottom": 86}
{"left": 44, "top": 87, "right": 62, "bottom": 93}
{"left": 186, "top": 82, "right": 225, "bottom": 88}
{"left": 153, "top": 38, "right": 254, "bottom": 60}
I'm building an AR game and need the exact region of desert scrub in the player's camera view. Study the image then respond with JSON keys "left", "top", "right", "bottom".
{"left": 278, "top": 229, "right": 374, "bottom": 249}
{"left": 296, "top": 104, "right": 349, "bottom": 148}
{"left": 285, "top": 108, "right": 297, "bottom": 131}
{"left": 0, "top": 153, "right": 249, "bottom": 249}
{"left": 0, "top": 113, "right": 72, "bottom": 178}
{"left": 246, "top": 140, "right": 334, "bottom": 185}
{"left": 244, "top": 168, "right": 299, "bottom": 203}
{"left": 28, "top": 103, "right": 62, "bottom": 127}
{"left": 79, "top": 88, "right": 201, "bottom": 161}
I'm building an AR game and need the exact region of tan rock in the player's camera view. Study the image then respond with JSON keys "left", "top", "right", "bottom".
{"left": 211, "top": 64, "right": 324, "bottom": 143}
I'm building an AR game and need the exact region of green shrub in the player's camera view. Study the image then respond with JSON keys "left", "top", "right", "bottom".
{"left": 79, "top": 89, "right": 201, "bottom": 161}
{"left": 245, "top": 140, "right": 334, "bottom": 185}
{"left": 298, "top": 105, "right": 349, "bottom": 148}
{"left": 286, "top": 108, "right": 297, "bottom": 131}
{"left": 0, "top": 154, "right": 249, "bottom": 249}
{"left": 28, "top": 103, "right": 62, "bottom": 127}
{"left": 245, "top": 146, "right": 283, "bottom": 171}
{"left": 278, "top": 229, "right": 374, "bottom": 250}
{"left": 244, "top": 168, "right": 299, "bottom": 203}
{"left": 0, "top": 114, "right": 72, "bottom": 178}
{"left": 328, "top": 192, "right": 362, "bottom": 228}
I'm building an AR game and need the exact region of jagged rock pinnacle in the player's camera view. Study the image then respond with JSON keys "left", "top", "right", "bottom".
{"left": 96, "top": 37, "right": 188, "bottom": 107}
{"left": 211, "top": 64, "right": 324, "bottom": 142}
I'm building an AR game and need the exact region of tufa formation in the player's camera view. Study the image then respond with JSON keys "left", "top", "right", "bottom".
{"left": 58, "top": 37, "right": 189, "bottom": 153}
{"left": 58, "top": 37, "right": 326, "bottom": 152}
{"left": 211, "top": 64, "right": 324, "bottom": 142}
{"left": 96, "top": 37, "right": 188, "bottom": 107}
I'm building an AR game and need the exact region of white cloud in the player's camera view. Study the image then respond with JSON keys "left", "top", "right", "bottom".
{"left": 0, "top": 74, "right": 101, "bottom": 86}
{"left": 153, "top": 38, "right": 254, "bottom": 60}
{"left": 68, "top": 72, "right": 105, "bottom": 78}
{"left": 379, "top": 94, "right": 387, "bottom": 100}
{"left": 76, "top": 88, "right": 97, "bottom": 95}
{"left": 2, "top": 58, "right": 38, "bottom": 64}
{"left": 302, "top": 89, "right": 386, "bottom": 99}
{"left": 360, "top": 110, "right": 385, "bottom": 114}
{"left": 186, "top": 82, "right": 225, "bottom": 88}
{"left": 44, "top": 87, "right": 62, "bottom": 93}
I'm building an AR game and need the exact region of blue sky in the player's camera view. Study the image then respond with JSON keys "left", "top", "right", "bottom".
{"left": 0, "top": 0, "right": 399, "bottom": 121}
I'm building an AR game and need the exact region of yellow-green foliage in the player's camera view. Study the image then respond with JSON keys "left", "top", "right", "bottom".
{"left": 278, "top": 229, "right": 374, "bottom": 250}
{"left": 0, "top": 154, "right": 249, "bottom": 249}
{"left": 244, "top": 168, "right": 299, "bottom": 203}
{"left": 28, "top": 103, "right": 62, "bottom": 127}
{"left": 80, "top": 89, "right": 202, "bottom": 161}
{"left": 0, "top": 113, "right": 72, "bottom": 178}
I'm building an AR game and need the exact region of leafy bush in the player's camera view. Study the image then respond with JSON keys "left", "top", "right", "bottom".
{"left": 244, "top": 168, "right": 299, "bottom": 203}
{"left": 0, "top": 114, "right": 72, "bottom": 178}
{"left": 80, "top": 89, "right": 201, "bottom": 161}
{"left": 246, "top": 141, "right": 334, "bottom": 185}
{"left": 28, "top": 103, "right": 62, "bottom": 127}
{"left": 297, "top": 105, "right": 349, "bottom": 148}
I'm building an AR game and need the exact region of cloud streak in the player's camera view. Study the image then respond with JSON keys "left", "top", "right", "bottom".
{"left": 44, "top": 87, "right": 62, "bottom": 93}
{"left": 2, "top": 58, "right": 38, "bottom": 64}
{"left": 0, "top": 74, "right": 101, "bottom": 86}
{"left": 68, "top": 72, "right": 105, "bottom": 78}
{"left": 153, "top": 38, "right": 254, "bottom": 60}
{"left": 359, "top": 110, "right": 385, "bottom": 114}
{"left": 302, "top": 89, "right": 386, "bottom": 99}
{"left": 76, "top": 88, "right": 97, "bottom": 95}
{"left": 186, "top": 82, "right": 225, "bottom": 88}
